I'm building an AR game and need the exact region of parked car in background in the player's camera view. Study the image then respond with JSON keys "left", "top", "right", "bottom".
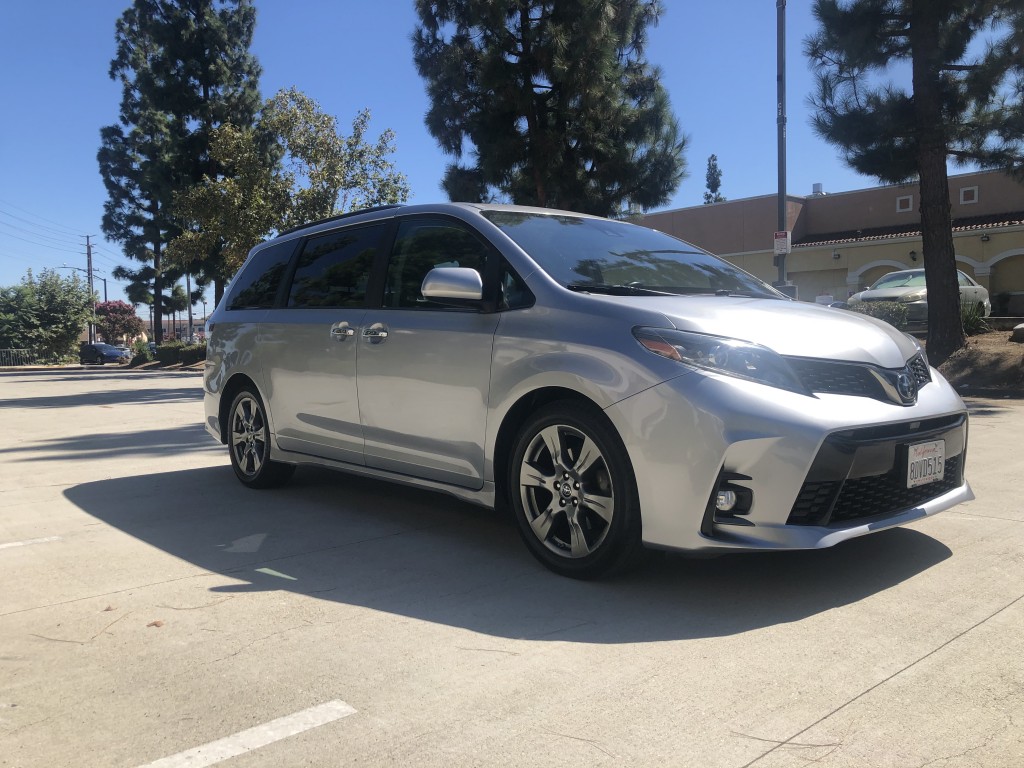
{"left": 847, "top": 268, "right": 990, "bottom": 324}
{"left": 79, "top": 343, "right": 131, "bottom": 365}
{"left": 203, "top": 203, "right": 973, "bottom": 579}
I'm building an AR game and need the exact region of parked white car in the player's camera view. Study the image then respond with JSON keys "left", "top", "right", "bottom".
{"left": 847, "top": 268, "right": 990, "bottom": 324}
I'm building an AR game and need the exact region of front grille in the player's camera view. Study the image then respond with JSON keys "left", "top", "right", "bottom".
{"left": 785, "top": 353, "right": 931, "bottom": 405}
{"left": 788, "top": 359, "right": 886, "bottom": 399}
{"left": 788, "top": 453, "right": 963, "bottom": 526}
{"left": 908, "top": 354, "right": 931, "bottom": 386}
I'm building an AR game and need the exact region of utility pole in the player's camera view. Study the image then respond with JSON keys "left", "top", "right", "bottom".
{"left": 773, "top": 0, "right": 795, "bottom": 298}
{"left": 85, "top": 235, "right": 96, "bottom": 343}
{"left": 186, "top": 271, "right": 194, "bottom": 342}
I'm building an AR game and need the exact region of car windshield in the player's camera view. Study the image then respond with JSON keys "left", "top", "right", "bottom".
{"left": 94, "top": 344, "right": 117, "bottom": 351}
{"left": 483, "top": 211, "right": 782, "bottom": 299}
{"left": 870, "top": 271, "right": 927, "bottom": 289}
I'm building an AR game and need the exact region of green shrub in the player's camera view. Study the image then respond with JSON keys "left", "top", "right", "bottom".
{"left": 179, "top": 342, "right": 207, "bottom": 365}
{"left": 155, "top": 340, "right": 184, "bottom": 364}
{"left": 848, "top": 301, "right": 908, "bottom": 329}
{"left": 961, "top": 301, "right": 990, "bottom": 336}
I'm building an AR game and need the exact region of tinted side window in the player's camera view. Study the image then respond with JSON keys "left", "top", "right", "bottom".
{"left": 385, "top": 220, "right": 490, "bottom": 309}
{"left": 287, "top": 224, "right": 383, "bottom": 308}
{"left": 227, "top": 240, "right": 295, "bottom": 310}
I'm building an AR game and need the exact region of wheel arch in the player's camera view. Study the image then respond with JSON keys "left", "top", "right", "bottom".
{"left": 217, "top": 373, "right": 264, "bottom": 446}
{"left": 492, "top": 386, "right": 607, "bottom": 511}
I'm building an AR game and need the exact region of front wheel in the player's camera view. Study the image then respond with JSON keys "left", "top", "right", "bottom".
{"left": 509, "top": 401, "right": 646, "bottom": 579}
{"left": 227, "top": 388, "right": 295, "bottom": 489}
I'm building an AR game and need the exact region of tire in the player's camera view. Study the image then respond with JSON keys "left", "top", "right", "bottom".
{"left": 509, "top": 401, "right": 646, "bottom": 579}
{"left": 226, "top": 387, "right": 295, "bottom": 489}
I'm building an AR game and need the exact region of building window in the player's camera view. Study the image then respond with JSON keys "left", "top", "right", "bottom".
{"left": 896, "top": 195, "right": 913, "bottom": 213}
{"left": 960, "top": 186, "right": 979, "bottom": 205}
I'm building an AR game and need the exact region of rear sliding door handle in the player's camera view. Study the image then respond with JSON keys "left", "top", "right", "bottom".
{"left": 330, "top": 323, "right": 355, "bottom": 340}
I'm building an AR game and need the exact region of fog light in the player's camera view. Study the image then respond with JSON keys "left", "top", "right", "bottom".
{"left": 716, "top": 489, "right": 738, "bottom": 512}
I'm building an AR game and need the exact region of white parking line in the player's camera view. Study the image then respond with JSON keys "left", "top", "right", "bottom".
{"left": 0, "top": 536, "right": 61, "bottom": 551}
{"left": 137, "top": 700, "right": 357, "bottom": 768}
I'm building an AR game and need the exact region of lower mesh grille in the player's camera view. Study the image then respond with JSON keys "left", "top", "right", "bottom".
{"left": 788, "top": 454, "right": 963, "bottom": 526}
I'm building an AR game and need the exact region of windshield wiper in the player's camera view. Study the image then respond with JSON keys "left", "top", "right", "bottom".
{"left": 566, "top": 282, "right": 679, "bottom": 297}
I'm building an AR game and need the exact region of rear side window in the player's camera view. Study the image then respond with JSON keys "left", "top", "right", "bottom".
{"left": 226, "top": 240, "right": 296, "bottom": 310}
{"left": 384, "top": 219, "right": 490, "bottom": 309}
{"left": 287, "top": 224, "right": 384, "bottom": 308}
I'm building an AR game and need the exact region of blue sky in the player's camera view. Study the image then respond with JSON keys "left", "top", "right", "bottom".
{"left": 1, "top": 1, "right": 886, "bottom": 307}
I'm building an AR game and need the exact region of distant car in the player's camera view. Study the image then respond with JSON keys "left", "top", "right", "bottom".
{"left": 203, "top": 203, "right": 973, "bottom": 579}
{"left": 79, "top": 343, "right": 131, "bottom": 365}
{"left": 847, "top": 268, "right": 990, "bottom": 324}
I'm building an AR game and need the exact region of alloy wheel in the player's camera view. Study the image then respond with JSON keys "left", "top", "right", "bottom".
{"left": 518, "top": 423, "right": 615, "bottom": 559}
{"left": 231, "top": 395, "right": 267, "bottom": 478}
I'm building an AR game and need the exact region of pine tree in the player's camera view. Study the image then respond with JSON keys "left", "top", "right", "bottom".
{"left": 703, "top": 154, "right": 726, "bottom": 204}
{"left": 98, "top": 0, "right": 261, "bottom": 339}
{"left": 412, "top": 0, "right": 687, "bottom": 217}
{"left": 806, "top": 0, "right": 1024, "bottom": 365}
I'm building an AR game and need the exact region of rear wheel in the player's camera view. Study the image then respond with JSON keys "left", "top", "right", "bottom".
{"left": 227, "top": 387, "right": 295, "bottom": 489}
{"left": 509, "top": 401, "right": 646, "bottom": 579}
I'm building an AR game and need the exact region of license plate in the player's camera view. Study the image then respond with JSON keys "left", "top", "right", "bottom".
{"left": 907, "top": 440, "right": 945, "bottom": 488}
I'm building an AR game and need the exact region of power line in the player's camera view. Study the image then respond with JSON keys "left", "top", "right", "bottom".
{"left": 0, "top": 218, "right": 82, "bottom": 247}
{"left": 0, "top": 229, "right": 83, "bottom": 255}
{"left": 0, "top": 198, "right": 85, "bottom": 237}
{"left": 0, "top": 207, "right": 84, "bottom": 239}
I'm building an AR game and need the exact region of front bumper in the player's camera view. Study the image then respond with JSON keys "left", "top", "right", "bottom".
{"left": 606, "top": 366, "right": 972, "bottom": 553}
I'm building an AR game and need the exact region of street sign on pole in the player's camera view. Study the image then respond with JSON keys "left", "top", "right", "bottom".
{"left": 774, "top": 230, "right": 791, "bottom": 256}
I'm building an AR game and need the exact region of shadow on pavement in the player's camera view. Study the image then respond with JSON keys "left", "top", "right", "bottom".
{"left": 64, "top": 462, "right": 952, "bottom": 644}
{"left": 0, "top": 423, "right": 219, "bottom": 462}
{"left": 0, "top": 371, "right": 202, "bottom": 410}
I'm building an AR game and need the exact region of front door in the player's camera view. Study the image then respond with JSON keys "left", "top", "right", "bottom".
{"left": 357, "top": 217, "right": 500, "bottom": 488}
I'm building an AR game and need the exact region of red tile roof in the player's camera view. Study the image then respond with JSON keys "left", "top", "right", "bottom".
{"left": 794, "top": 213, "right": 1024, "bottom": 248}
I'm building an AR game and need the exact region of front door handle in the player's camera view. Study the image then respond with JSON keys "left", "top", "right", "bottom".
{"left": 362, "top": 325, "right": 389, "bottom": 344}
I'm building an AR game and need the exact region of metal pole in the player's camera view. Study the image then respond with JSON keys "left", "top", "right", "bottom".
{"left": 86, "top": 235, "right": 96, "bottom": 343}
{"left": 776, "top": 0, "right": 788, "bottom": 286}
{"left": 186, "top": 271, "right": 194, "bottom": 342}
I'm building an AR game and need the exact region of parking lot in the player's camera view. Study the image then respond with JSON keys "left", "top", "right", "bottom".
{"left": 1, "top": 368, "right": 1022, "bottom": 767}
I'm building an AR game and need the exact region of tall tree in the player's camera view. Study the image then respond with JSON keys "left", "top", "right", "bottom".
{"left": 703, "top": 154, "right": 726, "bottom": 204}
{"left": 169, "top": 88, "right": 410, "bottom": 281}
{"left": 98, "top": 0, "right": 261, "bottom": 342}
{"left": 806, "top": 0, "right": 1024, "bottom": 365}
{"left": 412, "top": 0, "right": 687, "bottom": 217}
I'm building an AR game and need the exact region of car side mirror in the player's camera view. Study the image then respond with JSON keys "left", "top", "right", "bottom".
{"left": 421, "top": 267, "right": 484, "bottom": 302}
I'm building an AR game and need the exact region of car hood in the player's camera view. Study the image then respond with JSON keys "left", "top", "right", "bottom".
{"left": 612, "top": 296, "right": 920, "bottom": 368}
{"left": 852, "top": 287, "right": 921, "bottom": 302}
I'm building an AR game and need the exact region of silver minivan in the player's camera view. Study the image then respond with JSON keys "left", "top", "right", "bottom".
{"left": 204, "top": 203, "right": 972, "bottom": 578}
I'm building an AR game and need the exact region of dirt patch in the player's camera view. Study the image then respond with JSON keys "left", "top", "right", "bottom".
{"left": 936, "top": 330, "right": 1024, "bottom": 395}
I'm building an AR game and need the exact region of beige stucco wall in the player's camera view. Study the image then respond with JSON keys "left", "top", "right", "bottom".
{"left": 641, "top": 170, "right": 1024, "bottom": 308}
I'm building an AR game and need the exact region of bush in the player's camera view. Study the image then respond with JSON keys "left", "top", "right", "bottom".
{"left": 155, "top": 340, "right": 185, "bottom": 364}
{"left": 848, "top": 301, "right": 908, "bottom": 329}
{"left": 961, "top": 302, "right": 990, "bottom": 336}
{"left": 179, "top": 342, "right": 207, "bottom": 365}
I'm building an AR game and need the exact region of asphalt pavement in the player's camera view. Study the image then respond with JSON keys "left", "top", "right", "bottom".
{"left": 1, "top": 369, "right": 1022, "bottom": 767}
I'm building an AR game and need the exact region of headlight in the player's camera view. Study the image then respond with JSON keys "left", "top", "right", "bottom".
{"left": 899, "top": 290, "right": 927, "bottom": 303}
{"left": 633, "top": 327, "right": 808, "bottom": 394}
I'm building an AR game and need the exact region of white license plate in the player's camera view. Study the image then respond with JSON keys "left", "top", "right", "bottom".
{"left": 907, "top": 440, "right": 945, "bottom": 488}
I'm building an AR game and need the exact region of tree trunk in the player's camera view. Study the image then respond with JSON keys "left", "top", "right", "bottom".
{"left": 911, "top": 3, "right": 964, "bottom": 367}
{"left": 519, "top": 7, "right": 547, "bottom": 207}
